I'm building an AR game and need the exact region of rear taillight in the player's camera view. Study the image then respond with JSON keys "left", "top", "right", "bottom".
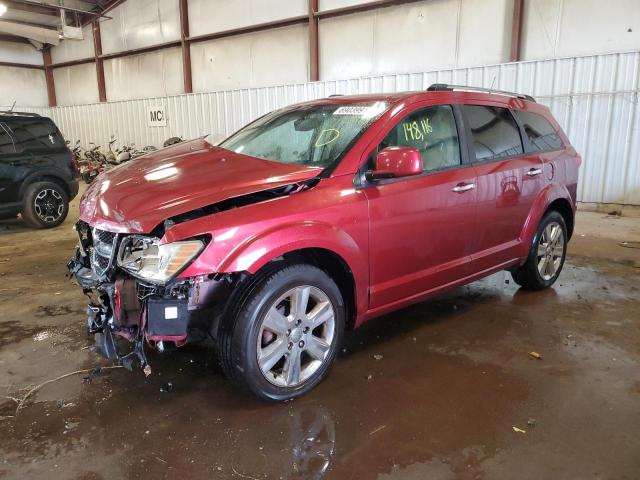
{"left": 575, "top": 154, "right": 583, "bottom": 167}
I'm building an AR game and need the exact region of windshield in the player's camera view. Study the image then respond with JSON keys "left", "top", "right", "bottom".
{"left": 219, "top": 101, "right": 389, "bottom": 168}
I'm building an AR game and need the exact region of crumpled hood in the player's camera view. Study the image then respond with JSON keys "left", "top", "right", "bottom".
{"left": 79, "top": 138, "right": 322, "bottom": 233}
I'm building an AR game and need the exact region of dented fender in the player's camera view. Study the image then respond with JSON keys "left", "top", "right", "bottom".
{"left": 177, "top": 220, "right": 369, "bottom": 319}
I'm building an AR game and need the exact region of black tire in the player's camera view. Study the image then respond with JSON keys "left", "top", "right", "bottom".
{"left": 218, "top": 263, "right": 345, "bottom": 402}
{"left": 21, "top": 181, "right": 69, "bottom": 229}
{"left": 511, "top": 210, "right": 567, "bottom": 290}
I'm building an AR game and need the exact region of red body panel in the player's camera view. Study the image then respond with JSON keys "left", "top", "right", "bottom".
{"left": 469, "top": 153, "right": 544, "bottom": 272}
{"left": 364, "top": 166, "right": 478, "bottom": 310}
{"left": 80, "top": 90, "right": 580, "bottom": 328}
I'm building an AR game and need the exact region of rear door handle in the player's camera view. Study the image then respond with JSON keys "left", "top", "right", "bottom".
{"left": 526, "top": 168, "right": 543, "bottom": 177}
{"left": 452, "top": 183, "right": 476, "bottom": 193}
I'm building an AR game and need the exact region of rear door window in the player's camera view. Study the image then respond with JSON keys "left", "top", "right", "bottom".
{"left": 378, "top": 104, "right": 461, "bottom": 172}
{"left": 513, "top": 110, "right": 564, "bottom": 152}
{"left": 9, "top": 118, "right": 65, "bottom": 152}
{"left": 0, "top": 124, "right": 16, "bottom": 154}
{"left": 462, "top": 105, "right": 523, "bottom": 162}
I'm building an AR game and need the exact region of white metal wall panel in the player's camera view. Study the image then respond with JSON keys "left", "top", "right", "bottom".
{"left": 99, "top": 0, "right": 180, "bottom": 55}
{"left": 320, "top": 2, "right": 460, "bottom": 79}
{"left": 0, "top": 67, "right": 48, "bottom": 107}
{"left": 0, "top": 41, "right": 47, "bottom": 108}
{"left": 319, "top": 0, "right": 371, "bottom": 10}
{"left": 457, "top": 0, "right": 512, "bottom": 67}
{"left": 53, "top": 63, "right": 100, "bottom": 106}
{"left": 29, "top": 51, "right": 640, "bottom": 206}
{"left": 51, "top": 25, "right": 94, "bottom": 63}
{"left": 191, "top": 24, "right": 309, "bottom": 92}
{"left": 0, "top": 40, "right": 43, "bottom": 64}
{"left": 188, "top": 0, "right": 308, "bottom": 36}
{"left": 319, "top": 0, "right": 512, "bottom": 81}
{"left": 522, "top": 0, "right": 640, "bottom": 61}
{"left": 104, "top": 47, "right": 183, "bottom": 102}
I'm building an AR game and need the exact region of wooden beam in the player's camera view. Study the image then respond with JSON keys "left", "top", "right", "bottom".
{"left": 309, "top": 0, "right": 319, "bottom": 81}
{"left": 510, "top": 0, "right": 524, "bottom": 62}
{"left": 179, "top": 0, "right": 192, "bottom": 94}
{"left": 42, "top": 47, "right": 56, "bottom": 107}
{"left": 92, "top": 20, "right": 106, "bottom": 102}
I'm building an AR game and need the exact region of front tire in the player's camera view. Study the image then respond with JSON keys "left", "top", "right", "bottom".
{"left": 21, "top": 181, "right": 69, "bottom": 229}
{"left": 511, "top": 210, "right": 567, "bottom": 290}
{"left": 218, "top": 264, "right": 345, "bottom": 402}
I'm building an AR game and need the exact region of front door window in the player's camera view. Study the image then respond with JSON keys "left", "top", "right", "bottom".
{"left": 379, "top": 104, "right": 461, "bottom": 172}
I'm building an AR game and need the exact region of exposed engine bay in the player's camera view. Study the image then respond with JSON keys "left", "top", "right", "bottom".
{"left": 67, "top": 220, "right": 236, "bottom": 374}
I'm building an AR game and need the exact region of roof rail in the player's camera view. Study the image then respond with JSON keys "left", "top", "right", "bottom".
{"left": 427, "top": 83, "right": 535, "bottom": 102}
{"left": 328, "top": 94, "right": 343, "bottom": 97}
{"left": 0, "top": 111, "right": 42, "bottom": 117}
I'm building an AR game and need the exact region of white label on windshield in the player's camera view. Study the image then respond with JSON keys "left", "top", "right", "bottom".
{"left": 334, "top": 106, "right": 371, "bottom": 115}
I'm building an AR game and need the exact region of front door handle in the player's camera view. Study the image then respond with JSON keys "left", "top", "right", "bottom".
{"left": 526, "top": 168, "right": 543, "bottom": 177}
{"left": 452, "top": 183, "right": 476, "bottom": 193}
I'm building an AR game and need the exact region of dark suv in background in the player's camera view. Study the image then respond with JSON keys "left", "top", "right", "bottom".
{"left": 0, "top": 111, "right": 78, "bottom": 228}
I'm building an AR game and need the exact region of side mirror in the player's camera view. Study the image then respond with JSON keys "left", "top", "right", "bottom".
{"left": 365, "top": 146, "right": 423, "bottom": 181}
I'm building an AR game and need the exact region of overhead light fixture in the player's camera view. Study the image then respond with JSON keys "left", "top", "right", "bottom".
{"left": 0, "top": 3, "right": 7, "bottom": 16}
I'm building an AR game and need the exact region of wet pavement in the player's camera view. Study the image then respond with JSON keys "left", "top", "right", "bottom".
{"left": 1, "top": 196, "right": 639, "bottom": 480}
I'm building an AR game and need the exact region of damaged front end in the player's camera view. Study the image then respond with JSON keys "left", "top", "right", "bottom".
{"left": 67, "top": 220, "right": 234, "bottom": 374}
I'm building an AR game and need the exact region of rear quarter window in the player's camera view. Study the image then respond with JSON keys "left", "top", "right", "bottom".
{"left": 513, "top": 110, "right": 564, "bottom": 152}
{"left": 8, "top": 118, "right": 65, "bottom": 152}
{"left": 462, "top": 105, "right": 523, "bottom": 162}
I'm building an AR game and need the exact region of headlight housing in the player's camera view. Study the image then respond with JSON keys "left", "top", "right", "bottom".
{"left": 117, "top": 236, "right": 204, "bottom": 284}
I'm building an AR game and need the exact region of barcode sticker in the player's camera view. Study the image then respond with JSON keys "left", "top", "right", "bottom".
{"left": 334, "top": 106, "right": 371, "bottom": 115}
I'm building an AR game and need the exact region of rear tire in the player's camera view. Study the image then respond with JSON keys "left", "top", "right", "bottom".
{"left": 217, "top": 264, "right": 345, "bottom": 402}
{"left": 21, "top": 181, "right": 69, "bottom": 229}
{"left": 511, "top": 210, "right": 567, "bottom": 290}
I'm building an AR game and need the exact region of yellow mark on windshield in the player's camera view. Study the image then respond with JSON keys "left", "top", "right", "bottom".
{"left": 315, "top": 128, "right": 340, "bottom": 147}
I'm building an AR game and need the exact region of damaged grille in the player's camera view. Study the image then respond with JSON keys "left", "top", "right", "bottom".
{"left": 91, "top": 228, "right": 119, "bottom": 277}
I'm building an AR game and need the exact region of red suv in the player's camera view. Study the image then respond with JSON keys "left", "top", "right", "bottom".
{"left": 69, "top": 84, "right": 581, "bottom": 401}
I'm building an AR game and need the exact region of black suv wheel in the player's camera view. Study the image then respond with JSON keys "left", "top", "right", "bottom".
{"left": 21, "top": 181, "right": 69, "bottom": 229}
{"left": 218, "top": 264, "right": 345, "bottom": 401}
{"left": 511, "top": 210, "right": 567, "bottom": 290}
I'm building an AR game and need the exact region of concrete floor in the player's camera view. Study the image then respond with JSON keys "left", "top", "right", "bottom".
{"left": 0, "top": 192, "right": 639, "bottom": 480}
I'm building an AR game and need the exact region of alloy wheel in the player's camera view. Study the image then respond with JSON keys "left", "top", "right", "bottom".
{"left": 536, "top": 221, "right": 565, "bottom": 281}
{"left": 257, "top": 285, "right": 336, "bottom": 387}
{"left": 33, "top": 188, "right": 64, "bottom": 223}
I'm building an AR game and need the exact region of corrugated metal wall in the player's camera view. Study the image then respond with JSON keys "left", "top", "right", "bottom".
{"left": 44, "top": 51, "right": 640, "bottom": 205}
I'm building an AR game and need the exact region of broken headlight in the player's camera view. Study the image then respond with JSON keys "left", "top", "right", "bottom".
{"left": 117, "top": 236, "right": 204, "bottom": 284}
